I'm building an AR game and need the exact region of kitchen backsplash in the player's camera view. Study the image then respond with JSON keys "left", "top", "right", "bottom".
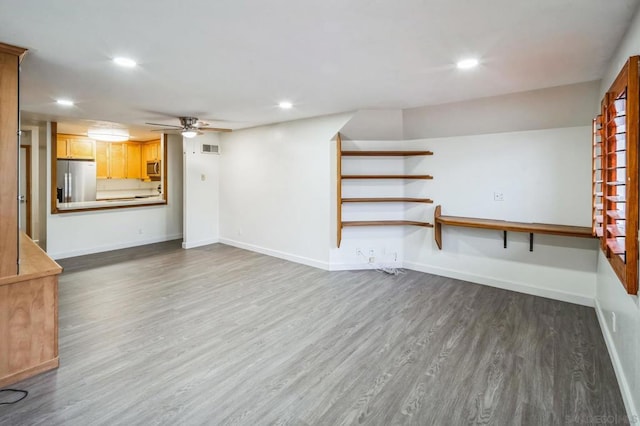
{"left": 96, "top": 179, "right": 161, "bottom": 199}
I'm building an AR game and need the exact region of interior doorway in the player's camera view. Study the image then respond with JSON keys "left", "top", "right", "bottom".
{"left": 19, "top": 145, "right": 32, "bottom": 237}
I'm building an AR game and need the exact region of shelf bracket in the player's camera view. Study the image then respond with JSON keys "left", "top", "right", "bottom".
{"left": 503, "top": 231, "right": 507, "bottom": 248}
{"left": 529, "top": 233, "right": 534, "bottom": 252}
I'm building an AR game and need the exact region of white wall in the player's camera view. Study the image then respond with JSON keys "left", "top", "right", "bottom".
{"left": 403, "top": 81, "right": 600, "bottom": 139}
{"left": 182, "top": 133, "right": 220, "bottom": 249}
{"left": 402, "top": 127, "right": 598, "bottom": 306}
{"left": 219, "top": 113, "right": 352, "bottom": 269}
{"left": 594, "top": 4, "right": 640, "bottom": 420}
{"left": 46, "top": 132, "right": 183, "bottom": 259}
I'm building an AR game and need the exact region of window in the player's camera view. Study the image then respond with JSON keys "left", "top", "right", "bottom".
{"left": 594, "top": 56, "right": 639, "bottom": 294}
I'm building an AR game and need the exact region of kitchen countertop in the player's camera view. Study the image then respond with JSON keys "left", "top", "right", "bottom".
{"left": 57, "top": 196, "right": 164, "bottom": 211}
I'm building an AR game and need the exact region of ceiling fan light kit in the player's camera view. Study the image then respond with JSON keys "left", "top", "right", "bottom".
{"left": 181, "top": 130, "right": 198, "bottom": 138}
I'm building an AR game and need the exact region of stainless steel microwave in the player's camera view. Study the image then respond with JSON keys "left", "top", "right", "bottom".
{"left": 146, "top": 160, "right": 161, "bottom": 180}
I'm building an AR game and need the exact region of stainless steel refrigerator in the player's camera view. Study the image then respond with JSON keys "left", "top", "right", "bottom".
{"left": 56, "top": 160, "right": 97, "bottom": 203}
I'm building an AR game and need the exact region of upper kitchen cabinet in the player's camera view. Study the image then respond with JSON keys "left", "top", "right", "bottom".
{"left": 141, "top": 139, "right": 161, "bottom": 180}
{"left": 143, "top": 139, "right": 160, "bottom": 161}
{"left": 57, "top": 134, "right": 96, "bottom": 160}
{"left": 96, "top": 141, "right": 138, "bottom": 179}
{"left": 126, "top": 143, "right": 141, "bottom": 179}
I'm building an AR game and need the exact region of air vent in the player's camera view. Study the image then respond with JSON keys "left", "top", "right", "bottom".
{"left": 201, "top": 144, "right": 220, "bottom": 154}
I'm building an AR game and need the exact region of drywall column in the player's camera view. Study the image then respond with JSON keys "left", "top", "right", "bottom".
{"left": 182, "top": 133, "right": 220, "bottom": 249}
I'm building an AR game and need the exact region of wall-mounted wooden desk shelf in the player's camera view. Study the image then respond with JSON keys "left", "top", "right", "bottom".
{"left": 342, "top": 197, "right": 433, "bottom": 203}
{"left": 341, "top": 151, "right": 433, "bottom": 157}
{"left": 433, "top": 205, "right": 594, "bottom": 252}
{"left": 341, "top": 175, "right": 433, "bottom": 179}
{"left": 343, "top": 220, "right": 433, "bottom": 228}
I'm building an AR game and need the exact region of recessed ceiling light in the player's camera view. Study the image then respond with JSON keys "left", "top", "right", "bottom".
{"left": 457, "top": 58, "right": 479, "bottom": 69}
{"left": 113, "top": 57, "right": 137, "bottom": 68}
{"left": 56, "top": 99, "right": 74, "bottom": 106}
{"left": 279, "top": 101, "right": 293, "bottom": 109}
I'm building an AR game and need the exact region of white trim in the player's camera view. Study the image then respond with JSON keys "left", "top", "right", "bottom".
{"left": 328, "top": 261, "right": 403, "bottom": 271}
{"left": 219, "top": 237, "right": 330, "bottom": 270}
{"left": 182, "top": 238, "right": 219, "bottom": 249}
{"left": 594, "top": 299, "right": 638, "bottom": 423}
{"left": 402, "top": 261, "right": 594, "bottom": 307}
{"left": 49, "top": 233, "right": 183, "bottom": 259}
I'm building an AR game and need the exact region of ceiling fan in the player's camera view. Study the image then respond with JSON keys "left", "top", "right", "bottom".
{"left": 146, "top": 116, "right": 232, "bottom": 138}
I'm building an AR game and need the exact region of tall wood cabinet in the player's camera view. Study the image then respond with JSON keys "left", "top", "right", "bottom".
{"left": 0, "top": 42, "right": 62, "bottom": 388}
{"left": 0, "top": 43, "right": 23, "bottom": 277}
{"left": 593, "top": 56, "right": 639, "bottom": 295}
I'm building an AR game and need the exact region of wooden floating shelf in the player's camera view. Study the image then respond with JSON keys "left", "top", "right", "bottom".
{"left": 342, "top": 220, "right": 433, "bottom": 228}
{"left": 341, "top": 175, "right": 433, "bottom": 180}
{"left": 341, "top": 197, "right": 433, "bottom": 203}
{"left": 341, "top": 150, "right": 433, "bottom": 157}
{"left": 433, "top": 205, "right": 594, "bottom": 251}
{"left": 335, "top": 133, "right": 435, "bottom": 247}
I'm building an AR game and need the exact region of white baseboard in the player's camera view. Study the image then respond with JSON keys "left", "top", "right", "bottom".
{"left": 219, "top": 238, "right": 330, "bottom": 270}
{"left": 402, "top": 261, "right": 594, "bottom": 307}
{"left": 50, "top": 233, "right": 183, "bottom": 260}
{"left": 594, "top": 299, "right": 638, "bottom": 423}
{"left": 329, "top": 261, "right": 403, "bottom": 271}
{"left": 182, "top": 238, "right": 219, "bottom": 249}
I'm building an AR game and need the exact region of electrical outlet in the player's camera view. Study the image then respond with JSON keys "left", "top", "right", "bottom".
{"left": 493, "top": 192, "right": 504, "bottom": 202}
{"left": 611, "top": 312, "right": 617, "bottom": 333}
{"left": 138, "top": 228, "right": 143, "bottom": 235}
{"left": 368, "top": 257, "right": 375, "bottom": 264}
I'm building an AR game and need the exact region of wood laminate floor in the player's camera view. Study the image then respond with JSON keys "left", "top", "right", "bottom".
{"left": 0, "top": 241, "right": 627, "bottom": 425}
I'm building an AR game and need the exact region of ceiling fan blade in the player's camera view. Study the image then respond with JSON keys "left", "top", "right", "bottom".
{"left": 199, "top": 127, "right": 233, "bottom": 132}
{"left": 146, "top": 122, "right": 183, "bottom": 129}
{"left": 150, "top": 128, "right": 181, "bottom": 133}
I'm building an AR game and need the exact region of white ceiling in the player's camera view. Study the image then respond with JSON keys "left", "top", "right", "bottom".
{"left": 2, "top": 0, "right": 638, "bottom": 139}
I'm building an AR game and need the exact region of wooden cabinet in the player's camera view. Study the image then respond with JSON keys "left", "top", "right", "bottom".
{"left": 0, "top": 43, "right": 61, "bottom": 388}
{"left": 126, "top": 143, "right": 141, "bottom": 179}
{"left": 141, "top": 139, "right": 161, "bottom": 180}
{"left": 96, "top": 142, "right": 141, "bottom": 179}
{"left": 0, "top": 43, "right": 25, "bottom": 278}
{"left": 56, "top": 134, "right": 96, "bottom": 160}
{"left": 593, "top": 55, "right": 639, "bottom": 295}
{"left": 336, "top": 133, "right": 434, "bottom": 247}
{"left": 110, "top": 143, "right": 126, "bottom": 179}
{"left": 143, "top": 140, "right": 160, "bottom": 162}
{"left": 96, "top": 141, "right": 109, "bottom": 179}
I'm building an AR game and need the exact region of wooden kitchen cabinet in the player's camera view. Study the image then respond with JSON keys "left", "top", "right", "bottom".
{"left": 57, "top": 134, "right": 96, "bottom": 160}
{"left": 143, "top": 140, "right": 160, "bottom": 161}
{"left": 126, "top": 143, "right": 141, "bottom": 179}
{"left": 141, "top": 139, "right": 161, "bottom": 180}
{"left": 96, "top": 141, "right": 141, "bottom": 179}
{"left": 96, "top": 141, "right": 108, "bottom": 178}
{"left": 109, "top": 143, "right": 126, "bottom": 179}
